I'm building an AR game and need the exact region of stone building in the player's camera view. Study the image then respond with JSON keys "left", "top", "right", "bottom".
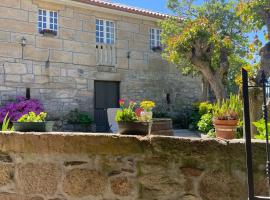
{"left": 0, "top": 0, "right": 202, "bottom": 131}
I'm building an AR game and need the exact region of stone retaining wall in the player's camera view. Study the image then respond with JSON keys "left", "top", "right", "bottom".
{"left": 0, "top": 132, "right": 267, "bottom": 200}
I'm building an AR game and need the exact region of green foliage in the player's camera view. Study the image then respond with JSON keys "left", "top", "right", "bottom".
{"left": 237, "top": 0, "right": 268, "bottom": 33}
{"left": 66, "top": 109, "right": 93, "bottom": 124}
{"left": 189, "top": 101, "right": 212, "bottom": 131}
{"left": 18, "top": 112, "right": 47, "bottom": 122}
{"left": 197, "top": 113, "right": 214, "bottom": 133}
{"left": 115, "top": 102, "right": 137, "bottom": 122}
{"left": 198, "top": 102, "right": 213, "bottom": 115}
{"left": 207, "top": 129, "right": 216, "bottom": 138}
{"left": 212, "top": 94, "right": 242, "bottom": 120}
{"left": 2, "top": 113, "right": 14, "bottom": 132}
{"left": 253, "top": 118, "right": 270, "bottom": 139}
{"left": 161, "top": 0, "right": 248, "bottom": 71}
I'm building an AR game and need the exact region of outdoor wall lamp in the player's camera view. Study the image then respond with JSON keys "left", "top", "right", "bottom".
{"left": 127, "top": 51, "right": 131, "bottom": 59}
{"left": 20, "top": 37, "right": 27, "bottom": 47}
{"left": 20, "top": 37, "right": 27, "bottom": 59}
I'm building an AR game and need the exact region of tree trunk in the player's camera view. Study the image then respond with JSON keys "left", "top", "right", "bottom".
{"left": 197, "top": 62, "right": 227, "bottom": 101}
{"left": 201, "top": 77, "right": 209, "bottom": 101}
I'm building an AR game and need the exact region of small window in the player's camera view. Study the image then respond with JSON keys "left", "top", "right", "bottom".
{"left": 150, "top": 28, "right": 162, "bottom": 51}
{"left": 96, "top": 19, "right": 115, "bottom": 44}
{"left": 38, "top": 9, "right": 58, "bottom": 35}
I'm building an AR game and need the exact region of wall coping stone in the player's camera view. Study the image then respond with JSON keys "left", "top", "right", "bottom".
{"left": 0, "top": 132, "right": 265, "bottom": 156}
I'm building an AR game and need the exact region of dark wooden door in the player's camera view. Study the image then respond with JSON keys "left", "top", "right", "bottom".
{"left": 94, "top": 81, "right": 120, "bottom": 132}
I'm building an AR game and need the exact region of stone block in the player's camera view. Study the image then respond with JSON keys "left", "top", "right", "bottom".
{"left": 17, "top": 163, "right": 61, "bottom": 196}
{"left": 0, "top": 7, "right": 28, "bottom": 21}
{"left": 82, "top": 20, "right": 95, "bottom": 32}
{"left": 0, "top": 19, "right": 35, "bottom": 34}
{"left": 21, "top": 0, "right": 38, "bottom": 11}
{"left": 0, "top": 163, "right": 14, "bottom": 186}
{"left": 36, "top": 37, "right": 63, "bottom": 50}
{"left": 93, "top": 11, "right": 122, "bottom": 21}
{"left": 63, "top": 40, "right": 93, "bottom": 54}
{"left": 33, "top": 0, "right": 65, "bottom": 11}
{"left": 50, "top": 50, "right": 72, "bottom": 63}
{"left": 24, "top": 46, "right": 49, "bottom": 61}
{"left": 63, "top": 169, "right": 107, "bottom": 197}
{"left": 0, "top": 0, "right": 20, "bottom": 8}
{"left": 22, "top": 74, "right": 35, "bottom": 83}
{"left": 59, "top": 28, "right": 76, "bottom": 40}
{"left": 4, "top": 63, "right": 27, "bottom": 74}
{"left": 117, "top": 57, "right": 129, "bottom": 69}
{"left": 0, "top": 31, "right": 10, "bottom": 42}
{"left": 73, "top": 53, "right": 96, "bottom": 66}
{"left": 118, "top": 21, "right": 140, "bottom": 33}
{"left": 75, "top": 31, "right": 95, "bottom": 43}
{"left": 0, "top": 42, "right": 21, "bottom": 58}
{"left": 110, "top": 176, "right": 133, "bottom": 196}
{"left": 59, "top": 6, "right": 74, "bottom": 18}
{"left": 59, "top": 17, "right": 82, "bottom": 30}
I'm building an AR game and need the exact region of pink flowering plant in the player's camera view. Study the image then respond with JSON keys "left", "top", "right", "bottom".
{"left": 115, "top": 99, "right": 137, "bottom": 122}
{"left": 0, "top": 96, "right": 44, "bottom": 123}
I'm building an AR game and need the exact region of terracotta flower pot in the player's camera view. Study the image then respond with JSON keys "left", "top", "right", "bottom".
{"left": 213, "top": 119, "right": 238, "bottom": 140}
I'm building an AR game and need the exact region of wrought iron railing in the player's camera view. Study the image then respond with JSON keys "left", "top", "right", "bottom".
{"left": 242, "top": 68, "right": 270, "bottom": 200}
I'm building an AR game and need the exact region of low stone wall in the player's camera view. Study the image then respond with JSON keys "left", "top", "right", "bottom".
{"left": 0, "top": 132, "right": 267, "bottom": 200}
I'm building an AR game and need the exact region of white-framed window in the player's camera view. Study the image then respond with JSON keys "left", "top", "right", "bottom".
{"left": 150, "top": 28, "right": 162, "bottom": 50}
{"left": 38, "top": 9, "right": 58, "bottom": 35}
{"left": 96, "top": 19, "right": 115, "bottom": 44}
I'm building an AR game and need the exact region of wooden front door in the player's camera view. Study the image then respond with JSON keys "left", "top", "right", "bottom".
{"left": 94, "top": 81, "right": 120, "bottom": 132}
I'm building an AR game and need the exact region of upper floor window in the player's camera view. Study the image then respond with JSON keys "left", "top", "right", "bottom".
{"left": 38, "top": 9, "right": 58, "bottom": 36}
{"left": 150, "top": 28, "right": 162, "bottom": 51}
{"left": 96, "top": 19, "right": 115, "bottom": 44}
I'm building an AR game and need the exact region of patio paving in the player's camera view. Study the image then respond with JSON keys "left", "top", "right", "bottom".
{"left": 174, "top": 129, "right": 201, "bottom": 138}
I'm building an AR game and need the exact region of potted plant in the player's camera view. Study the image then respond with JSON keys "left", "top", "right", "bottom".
{"left": 139, "top": 101, "right": 156, "bottom": 122}
{"left": 64, "top": 109, "right": 95, "bottom": 132}
{"left": 116, "top": 99, "right": 155, "bottom": 135}
{"left": 151, "top": 46, "right": 162, "bottom": 52}
{"left": 13, "top": 112, "right": 54, "bottom": 132}
{"left": 212, "top": 95, "right": 242, "bottom": 139}
{"left": 39, "top": 29, "right": 57, "bottom": 36}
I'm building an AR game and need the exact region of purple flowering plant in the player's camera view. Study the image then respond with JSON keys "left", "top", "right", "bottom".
{"left": 0, "top": 96, "right": 44, "bottom": 123}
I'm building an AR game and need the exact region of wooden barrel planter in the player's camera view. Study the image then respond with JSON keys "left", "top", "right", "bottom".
{"left": 151, "top": 118, "right": 174, "bottom": 136}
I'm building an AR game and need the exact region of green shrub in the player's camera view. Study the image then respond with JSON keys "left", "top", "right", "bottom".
{"left": 66, "top": 109, "right": 93, "bottom": 124}
{"left": 189, "top": 102, "right": 212, "bottom": 130}
{"left": 198, "top": 102, "right": 213, "bottom": 115}
{"left": 18, "top": 112, "right": 47, "bottom": 122}
{"left": 253, "top": 119, "right": 270, "bottom": 139}
{"left": 197, "top": 113, "right": 214, "bottom": 133}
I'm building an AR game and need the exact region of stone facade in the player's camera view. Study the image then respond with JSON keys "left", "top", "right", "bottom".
{"left": 0, "top": 132, "right": 267, "bottom": 199}
{"left": 0, "top": 0, "right": 202, "bottom": 120}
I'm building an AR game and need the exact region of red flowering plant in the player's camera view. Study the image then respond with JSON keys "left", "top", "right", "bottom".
{"left": 115, "top": 99, "right": 137, "bottom": 122}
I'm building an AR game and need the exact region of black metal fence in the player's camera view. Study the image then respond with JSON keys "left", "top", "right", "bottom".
{"left": 242, "top": 68, "right": 270, "bottom": 200}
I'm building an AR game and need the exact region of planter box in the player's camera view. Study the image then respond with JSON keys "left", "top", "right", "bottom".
{"left": 117, "top": 121, "right": 152, "bottom": 136}
{"left": 13, "top": 121, "right": 55, "bottom": 132}
{"left": 151, "top": 118, "right": 173, "bottom": 136}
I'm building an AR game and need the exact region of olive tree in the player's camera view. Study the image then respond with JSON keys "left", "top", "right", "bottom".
{"left": 161, "top": 0, "right": 249, "bottom": 101}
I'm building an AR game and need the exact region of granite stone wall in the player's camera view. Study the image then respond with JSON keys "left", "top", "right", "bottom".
{"left": 0, "top": 132, "right": 267, "bottom": 200}
{"left": 0, "top": 0, "right": 202, "bottom": 119}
